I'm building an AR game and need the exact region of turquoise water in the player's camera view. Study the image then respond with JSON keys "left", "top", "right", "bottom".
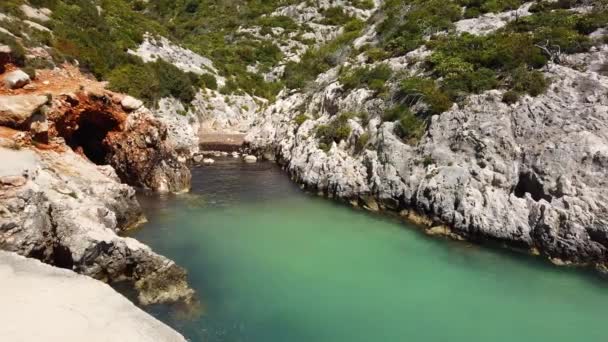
{"left": 130, "top": 159, "right": 608, "bottom": 342}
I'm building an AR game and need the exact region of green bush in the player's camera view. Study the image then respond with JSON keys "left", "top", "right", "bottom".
{"left": 315, "top": 112, "right": 353, "bottom": 150}
{"left": 199, "top": 73, "right": 218, "bottom": 90}
{"left": 153, "top": 59, "right": 196, "bottom": 103}
{"left": 293, "top": 113, "right": 310, "bottom": 126}
{"left": 320, "top": 7, "right": 352, "bottom": 26}
{"left": 397, "top": 109, "right": 426, "bottom": 144}
{"left": 378, "top": 0, "right": 462, "bottom": 56}
{"left": 399, "top": 77, "right": 452, "bottom": 115}
{"left": 257, "top": 15, "right": 299, "bottom": 32}
{"left": 510, "top": 66, "right": 548, "bottom": 96}
{"left": 507, "top": 10, "right": 594, "bottom": 54}
{"left": 355, "top": 132, "right": 371, "bottom": 153}
{"left": 108, "top": 63, "right": 160, "bottom": 105}
{"left": 0, "top": 32, "right": 26, "bottom": 67}
{"left": 351, "top": 0, "right": 375, "bottom": 10}
{"left": 283, "top": 28, "right": 364, "bottom": 89}
{"left": 502, "top": 90, "right": 520, "bottom": 104}
{"left": 383, "top": 105, "right": 426, "bottom": 144}
{"left": 456, "top": 0, "right": 525, "bottom": 15}
{"left": 365, "top": 47, "right": 389, "bottom": 62}
{"left": 339, "top": 64, "right": 392, "bottom": 94}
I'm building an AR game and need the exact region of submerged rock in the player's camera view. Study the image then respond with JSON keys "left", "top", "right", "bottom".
{"left": 244, "top": 155, "right": 257, "bottom": 163}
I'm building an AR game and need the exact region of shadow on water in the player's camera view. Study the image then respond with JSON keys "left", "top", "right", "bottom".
{"left": 122, "top": 158, "right": 608, "bottom": 342}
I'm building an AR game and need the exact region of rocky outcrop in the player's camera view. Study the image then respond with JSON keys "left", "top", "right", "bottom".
{"left": 0, "top": 251, "right": 186, "bottom": 341}
{"left": 0, "top": 66, "right": 192, "bottom": 193}
{"left": 0, "top": 94, "right": 47, "bottom": 127}
{"left": 246, "top": 46, "right": 608, "bottom": 272}
{"left": 2, "top": 69, "right": 31, "bottom": 89}
{"left": 454, "top": 2, "right": 534, "bottom": 35}
{"left": 0, "top": 145, "right": 195, "bottom": 305}
{"left": 0, "top": 65, "right": 195, "bottom": 305}
{"left": 105, "top": 110, "right": 191, "bottom": 193}
{"left": 154, "top": 97, "right": 200, "bottom": 159}
{"left": 129, "top": 33, "right": 224, "bottom": 86}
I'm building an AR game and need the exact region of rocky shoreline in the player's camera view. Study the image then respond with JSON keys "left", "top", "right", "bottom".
{"left": 0, "top": 250, "right": 187, "bottom": 341}
{"left": 0, "top": 63, "right": 196, "bottom": 308}
{"left": 245, "top": 46, "right": 608, "bottom": 274}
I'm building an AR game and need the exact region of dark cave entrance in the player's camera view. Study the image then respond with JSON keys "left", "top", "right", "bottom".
{"left": 513, "top": 171, "right": 552, "bottom": 202}
{"left": 65, "top": 110, "right": 120, "bottom": 165}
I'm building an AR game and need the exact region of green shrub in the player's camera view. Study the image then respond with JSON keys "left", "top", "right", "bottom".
{"left": 199, "top": 73, "right": 218, "bottom": 90}
{"left": 502, "top": 90, "right": 520, "bottom": 104}
{"left": 355, "top": 132, "right": 371, "bottom": 153}
{"left": 456, "top": 0, "right": 525, "bottom": 14}
{"left": 383, "top": 105, "right": 426, "bottom": 144}
{"left": 510, "top": 66, "right": 548, "bottom": 96}
{"left": 315, "top": 112, "right": 353, "bottom": 149}
{"left": 320, "top": 7, "right": 352, "bottom": 26}
{"left": 293, "top": 113, "right": 310, "bottom": 126}
{"left": 108, "top": 63, "right": 160, "bottom": 105}
{"left": 378, "top": 0, "right": 462, "bottom": 56}
{"left": 399, "top": 77, "right": 452, "bottom": 115}
{"left": 0, "top": 32, "right": 26, "bottom": 67}
{"left": 463, "top": 7, "right": 481, "bottom": 19}
{"left": 350, "top": 0, "right": 375, "bottom": 10}
{"left": 219, "top": 78, "right": 242, "bottom": 95}
{"left": 153, "top": 59, "right": 196, "bottom": 103}
{"left": 507, "top": 10, "right": 594, "bottom": 54}
{"left": 365, "top": 47, "right": 389, "bottom": 62}
{"left": 397, "top": 109, "right": 426, "bottom": 144}
{"left": 339, "top": 64, "right": 392, "bottom": 94}
{"left": 283, "top": 28, "right": 364, "bottom": 89}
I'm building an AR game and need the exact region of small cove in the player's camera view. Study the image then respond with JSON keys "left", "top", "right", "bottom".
{"left": 129, "top": 158, "right": 608, "bottom": 342}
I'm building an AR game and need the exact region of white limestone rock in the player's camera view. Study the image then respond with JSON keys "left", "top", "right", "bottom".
{"left": 244, "top": 155, "right": 257, "bottom": 163}
{"left": 455, "top": 2, "right": 534, "bottom": 35}
{"left": 120, "top": 95, "right": 143, "bottom": 111}
{"left": 0, "top": 94, "right": 47, "bottom": 127}
{"left": 0, "top": 145, "right": 195, "bottom": 306}
{"left": 246, "top": 46, "right": 608, "bottom": 269}
{"left": 19, "top": 4, "right": 51, "bottom": 22}
{"left": 3, "top": 69, "right": 31, "bottom": 89}
{"left": 0, "top": 251, "right": 186, "bottom": 342}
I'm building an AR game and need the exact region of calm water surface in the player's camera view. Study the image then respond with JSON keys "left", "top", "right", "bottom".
{"left": 129, "top": 159, "right": 608, "bottom": 342}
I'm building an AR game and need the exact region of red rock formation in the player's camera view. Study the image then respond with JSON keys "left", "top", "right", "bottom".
{"left": 0, "top": 65, "right": 191, "bottom": 193}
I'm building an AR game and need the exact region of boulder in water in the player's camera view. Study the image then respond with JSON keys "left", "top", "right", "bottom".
{"left": 244, "top": 155, "right": 257, "bottom": 163}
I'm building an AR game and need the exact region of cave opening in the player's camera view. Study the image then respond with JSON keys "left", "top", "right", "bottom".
{"left": 65, "top": 110, "right": 120, "bottom": 165}
{"left": 513, "top": 171, "right": 553, "bottom": 202}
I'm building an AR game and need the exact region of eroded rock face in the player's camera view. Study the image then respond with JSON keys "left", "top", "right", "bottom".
{"left": 246, "top": 48, "right": 608, "bottom": 271}
{"left": 105, "top": 110, "right": 191, "bottom": 193}
{"left": 0, "top": 146, "right": 195, "bottom": 305}
{"left": 47, "top": 91, "right": 191, "bottom": 193}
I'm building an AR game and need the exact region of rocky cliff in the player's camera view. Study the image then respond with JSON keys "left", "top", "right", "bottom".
{"left": 244, "top": 2, "right": 608, "bottom": 272}
{"left": 0, "top": 62, "right": 195, "bottom": 305}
